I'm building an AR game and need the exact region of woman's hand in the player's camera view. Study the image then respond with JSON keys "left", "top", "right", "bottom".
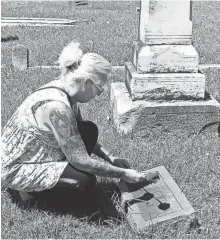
{"left": 111, "top": 156, "right": 131, "bottom": 169}
{"left": 122, "top": 169, "right": 159, "bottom": 183}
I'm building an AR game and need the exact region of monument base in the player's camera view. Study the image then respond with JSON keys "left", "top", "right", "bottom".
{"left": 111, "top": 83, "right": 220, "bottom": 138}
{"left": 125, "top": 62, "right": 205, "bottom": 101}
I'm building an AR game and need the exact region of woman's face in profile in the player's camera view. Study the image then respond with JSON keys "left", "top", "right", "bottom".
{"left": 77, "top": 76, "right": 107, "bottom": 103}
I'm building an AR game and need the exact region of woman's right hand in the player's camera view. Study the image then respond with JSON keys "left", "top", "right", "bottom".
{"left": 122, "top": 169, "right": 159, "bottom": 183}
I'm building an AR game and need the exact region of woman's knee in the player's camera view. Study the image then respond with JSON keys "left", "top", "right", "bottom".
{"left": 64, "top": 174, "right": 96, "bottom": 191}
{"left": 58, "top": 164, "right": 97, "bottom": 191}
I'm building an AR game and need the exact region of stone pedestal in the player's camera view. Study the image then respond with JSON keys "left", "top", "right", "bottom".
{"left": 125, "top": 62, "right": 205, "bottom": 101}
{"left": 111, "top": 0, "right": 220, "bottom": 137}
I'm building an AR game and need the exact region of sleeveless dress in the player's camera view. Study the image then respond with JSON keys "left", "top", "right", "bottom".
{"left": 1, "top": 87, "right": 80, "bottom": 192}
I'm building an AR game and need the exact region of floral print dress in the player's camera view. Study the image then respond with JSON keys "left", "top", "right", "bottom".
{"left": 1, "top": 88, "right": 80, "bottom": 192}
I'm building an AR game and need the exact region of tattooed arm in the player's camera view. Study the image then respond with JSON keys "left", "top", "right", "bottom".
{"left": 71, "top": 104, "right": 130, "bottom": 168}
{"left": 44, "top": 102, "right": 156, "bottom": 182}
{"left": 71, "top": 103, "right": 129, "bottom": 167}
{"left": 73, "top": 105, "right": 114, "bottom": 163}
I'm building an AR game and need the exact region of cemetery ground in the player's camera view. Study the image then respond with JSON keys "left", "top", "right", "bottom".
{"left": 1, "top": 1, "right": 220, "bottom": 239}
{"left": 1, "top": 66, "right": 220, "bottom": 239}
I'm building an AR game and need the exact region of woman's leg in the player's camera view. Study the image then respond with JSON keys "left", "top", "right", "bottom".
{"left": 28, "top": 164, "right": 97, "bottom": 199}
{"left": 27, "top": 121, "right": 99, "bottom": 199}
{"left": 57, "top": 164, "right": 97, "bottom": 190}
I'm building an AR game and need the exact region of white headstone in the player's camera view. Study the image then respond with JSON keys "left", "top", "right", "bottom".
{"left": 129, "top": 0, "right": 203, "bottom": 99}
{"left": 140, "top": 0, "right": 192, "bottom": 45}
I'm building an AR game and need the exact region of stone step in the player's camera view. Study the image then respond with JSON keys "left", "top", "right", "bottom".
{"left": 132, "top": 41, "right": 198, "bottom": 73}
{"left": 125, "top": 62, "right": 205, "bottom": 101}
{"left": 110, "top": 82, "right": 220, "bottom": 138}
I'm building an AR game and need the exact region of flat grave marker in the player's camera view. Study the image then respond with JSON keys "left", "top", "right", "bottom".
{"left": 118, "top": 166, "right": 195, "bottom": 230}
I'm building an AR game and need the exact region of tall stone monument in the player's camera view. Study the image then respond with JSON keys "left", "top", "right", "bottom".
{"left": 111, "top": 0, "right": 220, "bottom": 137}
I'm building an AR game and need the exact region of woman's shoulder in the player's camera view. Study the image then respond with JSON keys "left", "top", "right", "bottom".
{"left": 46, "top": 100, "right": 72, "bottom": 113}
{"left": 34, "top": 100, "right": 77, "bottom": 134}
{"left": 44, "top": 101, "right": 76, "bottom": 123}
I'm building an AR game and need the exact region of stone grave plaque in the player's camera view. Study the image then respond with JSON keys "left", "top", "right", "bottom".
{"left": 118, "top": 166, "right": 195, "bottom": 230}
{"left": 12, "top": 44, "right": 29, "bottom": 70}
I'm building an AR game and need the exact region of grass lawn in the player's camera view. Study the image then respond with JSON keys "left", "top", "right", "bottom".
{"left": 1, "top": 1, "right": 220, "bottom": 238}
{"left": 1, "top": 1, "right": 220, "bottom": 67}
{"left": 1, "top": 65, "right": 220, "bottom": 239}
{"left": 1, "top": 1, "right": 139, "bottom": 67}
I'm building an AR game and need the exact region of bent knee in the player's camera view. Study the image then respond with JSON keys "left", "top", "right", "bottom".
{"left": 59, "top": 174, "right": 97, "bottom": 190}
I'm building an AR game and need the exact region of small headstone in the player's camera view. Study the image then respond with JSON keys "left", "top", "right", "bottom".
{"left": 12, "top": 44, "right": 29, "bottom": 70}
{"left": 118, "top": 166, "right": 195, "bottom": 230}
{"left": 68, "top": 1, "right": 74, "bottom": 14}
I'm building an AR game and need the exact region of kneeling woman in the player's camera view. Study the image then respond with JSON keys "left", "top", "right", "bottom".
{"left": 1, "top": 41, "right": 158, "bottom": 201}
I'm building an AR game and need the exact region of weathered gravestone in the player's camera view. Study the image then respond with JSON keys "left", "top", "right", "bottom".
{"left": 68, "top": 1, "right": 73, "bottom": 12}
{"left": 12, "top": 44, "right": 29, "bottom": 70}
{"left": 111, "top": 0, "right": 220, "bottom": 137}
{"left": 118, "top": 166, "right": 195, "bottom": 230}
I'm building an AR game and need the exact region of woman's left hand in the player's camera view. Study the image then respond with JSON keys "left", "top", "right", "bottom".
{"left": 111, "top": 156, "right": 131, "bottom": 169}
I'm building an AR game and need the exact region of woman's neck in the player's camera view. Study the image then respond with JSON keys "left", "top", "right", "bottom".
{"left": 42, "top": 78, "right": 79, "bottom": 105}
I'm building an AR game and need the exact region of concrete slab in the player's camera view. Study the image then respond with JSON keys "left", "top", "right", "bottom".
{"left": 111, "top": 82, "right": 220, "bottom": 138}
{"left": 118, "top": 166, "right": 195, "bottom": 230}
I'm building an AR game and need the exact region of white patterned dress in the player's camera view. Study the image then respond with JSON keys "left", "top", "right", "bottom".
{"left": 1, "top": 88, "right": 80, "bottom": 192}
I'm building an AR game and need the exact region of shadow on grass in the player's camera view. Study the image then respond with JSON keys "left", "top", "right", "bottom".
{"left": 7, "top": 181, "right": 123, "bottom": 226}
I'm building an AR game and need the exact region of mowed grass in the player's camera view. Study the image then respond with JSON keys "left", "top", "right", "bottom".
{"left": 1, "top": 1, "right": 220, "bottom": 67}
{"left": 1, "top": 65, "right": 220, "bottom": 239}
{"left": 1, "top": 1, "right": 139, "bottom": 66}
{"left": 1, "top": 1, "right": 220, "bottom": 238}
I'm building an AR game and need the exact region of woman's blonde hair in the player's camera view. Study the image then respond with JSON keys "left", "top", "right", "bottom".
{"left": 58, "top": 41, "right": 112, "bottom": 83}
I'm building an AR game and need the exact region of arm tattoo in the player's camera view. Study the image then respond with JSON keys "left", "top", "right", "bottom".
{"left": 49, "top": 104, "right": 126, "bottom": 179}
{"left": 49, "top": 105, "right": 77, "bottom": 139}
{"left": 73, "top": 157, "right": 126, "bottom": 179}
